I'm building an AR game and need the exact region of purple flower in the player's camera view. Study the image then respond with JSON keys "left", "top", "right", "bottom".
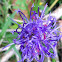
{"left": 8, "top": 3, "right": 62, "bottom": 62}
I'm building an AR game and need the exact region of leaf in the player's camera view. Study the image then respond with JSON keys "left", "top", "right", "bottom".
{"left": 0, "top": 11, "right": 16, "bottom": 39}
{"left": 16, "top": 0, "right": 22, "bottom": 5}
{"left": 14, "top": 0, "right": 26, "bottom": 10}
{"left": 5, "top": 33, "right": 17, "bottom": 38}
{"left": 52, "top": 58, "right": 56, "bottom": 62}
{"left": 13, "top": 6, "right": 19, "bottom": 9}
{"left": 0, "top": 10, "right": 2, "bottom": 15}
{"left": 10, "top": 11, "right": 16, "bottom": 18}
{"left": 6, "top": 39, "right": 21, "bottom": 60}
{"left": 4, "top": 39, "right": 14, "bottom": 54}
{"left": 0, "top": 19, "right": 11, "bottom": 37}
{"left": 25, "top": 3, "right": 30, "bottom": 16}
{"left": 5, "top": 39, "right": 21, "bottom": 60}
{"left": 31, "top": 0, "right": 34, "bottom": 3}
{"left": 10, "top": 24, "right": 18, "bottom": 29}
{"left": 5, "top": 44, "right": 15, "bottom": 54}
{"left": 13, "top": 46, "right": 21, "bottom": 60}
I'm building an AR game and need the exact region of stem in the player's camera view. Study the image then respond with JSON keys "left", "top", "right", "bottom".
{"left": 46, "top": 0, "right": 59, "bottom": 14}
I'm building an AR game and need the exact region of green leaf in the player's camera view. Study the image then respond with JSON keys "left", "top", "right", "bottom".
{"left": 13, "top": 46, "right": 21, "bottom": 60}
{"left": 0, "top": 20, "right": 11, "bottom": 37}
{"left": 5, "top": 44, "right": 15, "bottom": 54}
{"left": 31, "top": 0, "right": 34, "bottom": 3}
{"left": 13, "top": 6, "right": 19, "bottom": 9}
{"left": 52, "top": 58, "right": 56, "bottom": 62}
{"left": 14, "top": 0, "right": 27, "bottom": 10}
{"left": 0, "top": 11, "right": 16, "bottom": 39}
{"left": 9, "top": 39, "right": 21, "bottom": 60}
{"left": 16, "top": 0, "right": 22, "bottom": 5}
{"left": 5, "top": 33, "right": 17, "bottom": 38}
{"left": 10, "top": 24, "right": 18, "bottom": 29}
{"left": 0, "top": 10, "right": 2, "bottom": 15}
{"left": 50, "top": 0, "right": 54, "bottom": 5}
{"left": 5, "top": 39, "right": 21, "bottom": 60}
{"left": 10, "top": 11, "right": 16, "bottom": 18}
{"left": 25, "top": 3, "right": 30, "bottom": 16}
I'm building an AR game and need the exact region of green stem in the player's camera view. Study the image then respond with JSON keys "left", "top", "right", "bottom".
{"left": 52, "top": 58, "right": 56, "bottom": 62}
{"left": 46, "top": 0, "right": 59, "bottom": 14}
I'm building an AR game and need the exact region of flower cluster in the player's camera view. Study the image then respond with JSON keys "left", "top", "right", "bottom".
{"left": 10, "top": 4, "right": 61, "bottom": 62}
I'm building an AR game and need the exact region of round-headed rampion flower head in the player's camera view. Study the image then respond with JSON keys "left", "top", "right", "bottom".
{"left": 11, "top": 3, "right": 62, "bottom": 62}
